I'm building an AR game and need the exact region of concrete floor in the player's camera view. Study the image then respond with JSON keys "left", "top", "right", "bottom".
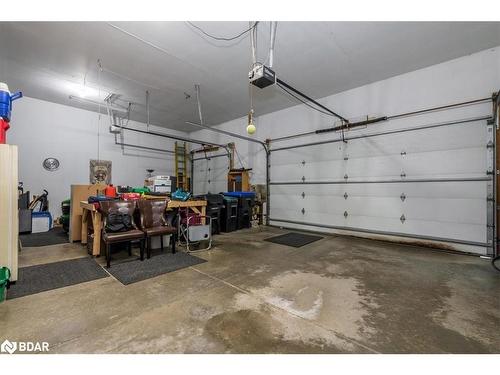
{"left": 1, "top": 227, "right": 499, "bottom": 354}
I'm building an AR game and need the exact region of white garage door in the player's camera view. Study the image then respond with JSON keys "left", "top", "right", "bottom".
{"left": 269, "top": 105, "right": 495, "bottom": 255}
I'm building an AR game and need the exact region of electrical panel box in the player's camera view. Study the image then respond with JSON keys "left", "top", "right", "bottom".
{"left": 249, "top": 65, "right": 276, "bottom": 88}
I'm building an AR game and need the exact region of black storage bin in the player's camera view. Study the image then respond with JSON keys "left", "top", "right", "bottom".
{"left": 196, "top": 194, "right": 224, "bottom": 234}
{"left": 237, "top": 197, "right": 255, "bottom": 229}
{"left": 221, "top": 196, "right": 238, "bottom": 233}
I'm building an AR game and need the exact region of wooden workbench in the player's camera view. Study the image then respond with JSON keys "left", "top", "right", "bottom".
{"left": 80, "top": 201, "right": 102, "bottom": 256}
{"left": 79, "top": 199, "right": 207, "bottom": 256}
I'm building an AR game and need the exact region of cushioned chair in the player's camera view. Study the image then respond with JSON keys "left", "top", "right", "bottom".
{"left": 137, "top": 199, "right": 177, "bottom": 258}
{"left": 100, "top": 201, "right": 145, "bottom": 268}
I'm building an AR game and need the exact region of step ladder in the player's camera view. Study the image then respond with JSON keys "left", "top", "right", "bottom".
{"left": 175, "top": 141, "right": 189, "bottom": 191}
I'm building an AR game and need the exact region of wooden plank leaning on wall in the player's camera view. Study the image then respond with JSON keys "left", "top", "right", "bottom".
{"left": 69, "top": 184, "right": 104, "bottom": 243}
{"left": 0, "top": 144, "right": 19, "bottom": 281}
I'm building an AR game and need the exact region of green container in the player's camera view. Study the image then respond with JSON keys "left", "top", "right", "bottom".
{"left": 131, "top": 187, "right": 150, "bottom": 194}
{"left": 0, "top": 267, "right": 10, "bottom": 303}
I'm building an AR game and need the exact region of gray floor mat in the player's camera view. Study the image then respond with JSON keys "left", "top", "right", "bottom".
{"left": 20, "top": 227, "right": 69, "bottom": 247}
{"left": 264, "top": 232, "right": 323, "bottom": 248}
{"left": 103, "top": 251, "right": 206, "bottom": 285}
{"left": 7, "top": 257, "right": 109, "bottom": 299}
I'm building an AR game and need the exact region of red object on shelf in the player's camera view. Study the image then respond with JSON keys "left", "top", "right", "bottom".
{"left": 105, "top": 184, "right": 117, "bottom": 198}
{"left": 0, "top": 118, "right": 9, "bottom": 144}
{"left": 121, "top": 192, "right": 140, "bottom": 201}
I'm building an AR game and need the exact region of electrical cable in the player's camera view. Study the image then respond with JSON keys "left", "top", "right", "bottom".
{"left": 277, "top": 82, "right": 337, "bottom": 118}
{"left": 234, "top": 147, "right": 245, "bottom": 169}
{"left": 97, "top": 59, "right": 102, "bottom": 161}
{"left": 492, "top": 255, "right": 500, "bottom": 272}
{"left": 187, "top": 21, "right": 259, "bottom": 41}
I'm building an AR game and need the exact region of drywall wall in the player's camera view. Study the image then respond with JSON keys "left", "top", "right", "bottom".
{"left": 190, "top": 46, "right": 500, "bottom": 254}
{"left": 8, "top": 96, "right": 188, "bottom": 219}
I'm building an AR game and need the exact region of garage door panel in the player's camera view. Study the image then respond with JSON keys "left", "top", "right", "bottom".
{"left": 271, "top": 121, "right": 486, "bottom": 165}
{"left": 270, "top": 181, "right": 487, "bottom": 200}
{"left": 271, "top": 192, "right": 485, "bottom": 224}
{"left": 273, "top": 149, "right": 485, "bottom": 182}
{"left": 270, "top": 210, "right": 486, "bottom": 244}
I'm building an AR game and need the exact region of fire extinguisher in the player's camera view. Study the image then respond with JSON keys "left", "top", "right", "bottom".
{"left": 0, "top": 82, "right": 23, "bottom": 144}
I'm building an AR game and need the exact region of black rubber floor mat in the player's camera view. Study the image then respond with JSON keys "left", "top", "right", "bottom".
{"left": 104, "top": 251, "right": 206, "bottom": 285}
{"left": 264, "top": 232, "right": 323, "bottom": 248}
{"left": 20, "top": 227, "right": 68, "bottom": 247}
{"left": 7, "top": 257, "right": 109, "bottom": 299}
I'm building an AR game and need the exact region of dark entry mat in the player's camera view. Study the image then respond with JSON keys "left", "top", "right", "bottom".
{"left": 7, "top": 257, "right": 109, "bottom": 300}
{"left": 20, "top": 227, "right": 68, "bottom": 247}
{"left": 264, "top": 232, "right": 323, "bottom": 248}
{"left": 104, "top": 251, "right": 206, "bottom": 285}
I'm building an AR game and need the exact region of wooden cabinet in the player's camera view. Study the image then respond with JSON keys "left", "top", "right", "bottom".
{"left": 0, "top": 144, "right": 19, "bottom": 281}
{"left": 227, "top": 169, "right": 252, "bottom": 192}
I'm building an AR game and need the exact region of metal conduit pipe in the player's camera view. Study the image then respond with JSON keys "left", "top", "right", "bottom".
{"left": 185, "top": 121, "right": 268, "bottom": 150}
{"left": 268, "top": 218, "right": 489, "bottom": 248}
{"left": 114, "top": 139, "right": 175, "bottom": 154}
{"left": 269, "top": 96, "right": 492, "bottom": 143}
{"left": 270, "top": 115, "right": 491, "bottom": 152}
{"left": 115, "top": 125, "right": 228, "bottom": 149}
{"left": 191, "top": 153, "right": 230, "bottom": 162}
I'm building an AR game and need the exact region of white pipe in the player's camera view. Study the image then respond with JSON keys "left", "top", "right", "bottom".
{"left": 69, "top": 95, "right": 126, "bottom": 113}
{"left": 195, "top": 84, "right": 203, "bottom": 125}
{"left": 250, "top": 21, "right": 257, "bottom": 65}
{"left": 146, "top": 90, "right": 150, "bottom": 131}
{"left": 269, "top": 21, "right": 277, "bottom": 68}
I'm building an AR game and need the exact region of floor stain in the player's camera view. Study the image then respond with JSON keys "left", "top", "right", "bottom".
{"left": 204, "top": 309, "right": 348, "bottom": 353}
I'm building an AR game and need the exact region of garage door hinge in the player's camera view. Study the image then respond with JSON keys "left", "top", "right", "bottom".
{"left": 344, "top": 174, "right": 349, "bottom": 180}
{"left": 301, "top": 208, "right": 305, "bottom": 215}
{"left": 344, "top": 192, "right": 348, "bottom": 199}
{"left": 486, "top": 141, "right": 494, "bottom": 148}
{"left": 401, "top": 151, "right": 406, "bottom": 156}
{"left": 400, "top": 171, "right": 406, "bottom": 179}
{"left": 486, "top": 170, "right": 494, "bottom": 175}
{"left": 400, "top": 214, "right": 406, "bottom": 223}
{"left": 301, "top": 160, "right": 306, "bottom": 165}
{"left": 301, "top": 176, "right": 306, "bottom": 182}
{"left": 301, "top": 192, "right": 305, "bottom": 199}
{"left": 344, "top": 211, "right": 348, "bottom": 218}
{"left": 400, "top": 193, "right": 406, "bottom": 201}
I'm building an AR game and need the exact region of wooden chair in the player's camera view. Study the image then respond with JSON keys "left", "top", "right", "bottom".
{"left": 137, "top": 199, "right": 177, "bottom": 258}
{"left": 100, "top": 201, "right": 145, "bottom": 268}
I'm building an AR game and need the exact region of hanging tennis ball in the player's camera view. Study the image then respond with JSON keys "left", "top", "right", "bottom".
{"left": 246, "top": 110, "right": 256, "bottom": 135}
{"left": 247, "top": 122, "right": 256, "bottom": 135}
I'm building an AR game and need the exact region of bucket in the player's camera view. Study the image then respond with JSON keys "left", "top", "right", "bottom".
{"left": 0, "top": 267, "right": 11, "bottom": 303}
{"left": 0, "top": 82, "right": 23, "bottom": 122}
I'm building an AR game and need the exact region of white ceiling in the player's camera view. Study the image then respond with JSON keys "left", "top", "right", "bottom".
{"left": 0, "top": 21, "right": 499, "bottom": 132}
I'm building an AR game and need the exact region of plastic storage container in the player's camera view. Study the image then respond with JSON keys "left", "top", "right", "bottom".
{"left": 197, "top": 194, "right": 224, "bottom": 234}
{"left": 31, "top": 211, "right": 52, "bottom": 233}
{"left": 221, "top": 196, "right": 238, "bottom": 233}
{"left": 0, "top": 267, "right": 10, "bottom": 303}
{"left": 223, "top": 192, "right": 255, "bottom": 229}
